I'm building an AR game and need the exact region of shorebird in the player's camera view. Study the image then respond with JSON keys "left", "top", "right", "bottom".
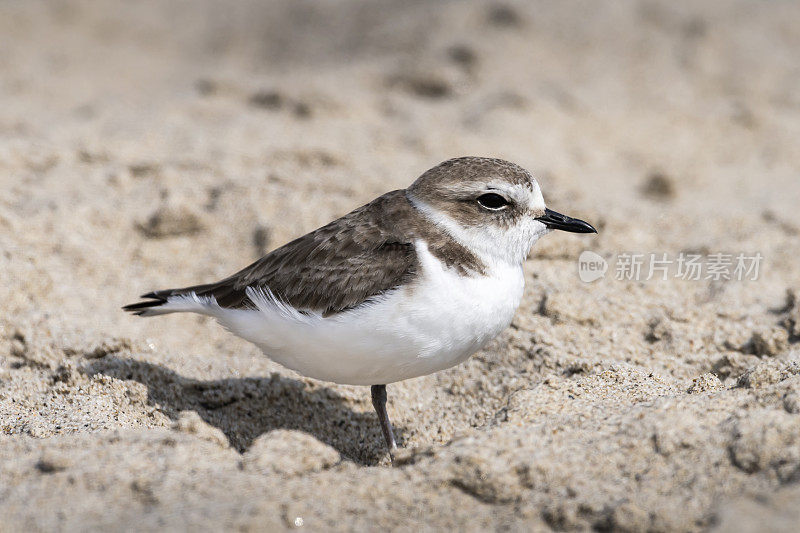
{"left": 124, "top": 157, "right": 596, "bottom": 456}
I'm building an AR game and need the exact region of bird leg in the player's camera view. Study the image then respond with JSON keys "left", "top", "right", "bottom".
{"left": 370, "top": 384, "right": 397, "bottom": 454}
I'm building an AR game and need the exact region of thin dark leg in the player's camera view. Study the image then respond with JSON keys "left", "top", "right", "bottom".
{"left": 370, "top": 384, "right": 397, "bottom": 452}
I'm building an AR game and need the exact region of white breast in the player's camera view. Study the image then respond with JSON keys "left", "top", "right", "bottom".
{"left": 203, "top": 239, "right": 525, "bottom": 385}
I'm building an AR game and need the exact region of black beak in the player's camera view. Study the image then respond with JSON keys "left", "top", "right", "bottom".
{"left": 536, "top": 208, "right": 597, "bottom": 234}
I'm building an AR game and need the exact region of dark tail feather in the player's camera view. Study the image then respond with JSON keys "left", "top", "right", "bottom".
{"left": 123, "top": 281, "right": 244, "bottom": 317}
{"left": 122, "top": 291, "right": 170, "bottom": 316}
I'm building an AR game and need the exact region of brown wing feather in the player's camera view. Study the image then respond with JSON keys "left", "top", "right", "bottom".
{"left": 132, "top": 190, "right": 419, "bottom": 316}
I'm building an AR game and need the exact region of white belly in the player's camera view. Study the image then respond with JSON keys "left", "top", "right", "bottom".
{"left": 208, "top": 242, "right": 525, "bottom": 385}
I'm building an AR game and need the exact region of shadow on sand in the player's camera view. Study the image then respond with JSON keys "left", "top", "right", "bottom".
{"left": 80, "top": 356, "right": 401, "bottom": 465}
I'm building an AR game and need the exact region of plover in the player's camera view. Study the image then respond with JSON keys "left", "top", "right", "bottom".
{"left": 124, "top": 157, "right": 596, "bottom": 455}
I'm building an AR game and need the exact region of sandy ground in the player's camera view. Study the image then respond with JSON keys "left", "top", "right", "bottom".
{"left": 1, "top": 0, "right": 800, "bottom": 530}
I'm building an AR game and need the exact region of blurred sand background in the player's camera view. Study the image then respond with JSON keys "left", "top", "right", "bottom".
{"left": 1, "top": 0, "right": 800, "bottom": 530}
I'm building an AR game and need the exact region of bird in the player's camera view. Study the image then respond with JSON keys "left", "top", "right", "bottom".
{"left": 123, "top": 156, "right": 596, "bottom": 457}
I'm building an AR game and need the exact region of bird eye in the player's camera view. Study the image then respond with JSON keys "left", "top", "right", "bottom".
{"left": 476, "top": 193, "right": 509, "bottom": 210}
